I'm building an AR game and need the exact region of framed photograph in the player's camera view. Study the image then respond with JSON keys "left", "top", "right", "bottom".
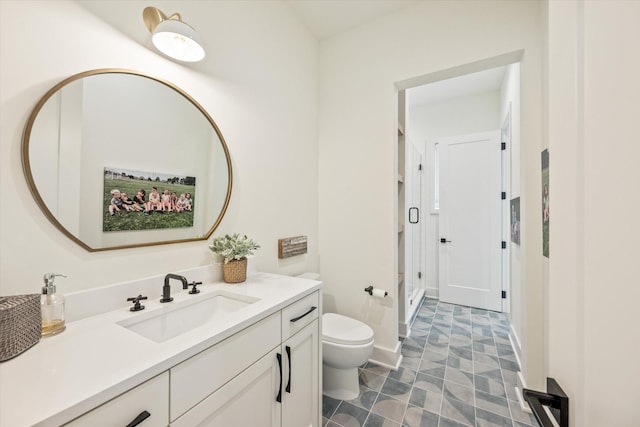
{"left": 511, "top": 197, "right": 520, "bottom": 245}
{"left": 541, "top": 149, "right": 549, "bottom": 257}
{"left": 103, "top": 167, "right": 196, "bottom": 232}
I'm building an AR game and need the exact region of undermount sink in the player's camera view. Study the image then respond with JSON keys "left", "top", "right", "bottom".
{"left": 118, "top": 291, "right": 259, "bottom": 343}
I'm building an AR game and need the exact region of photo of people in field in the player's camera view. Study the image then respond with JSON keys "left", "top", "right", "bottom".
{"left": 103, "top": 167, "right": 196, "bottom": 232}
{"left": 541, "top": 149, "right": 549, "bottom": 258}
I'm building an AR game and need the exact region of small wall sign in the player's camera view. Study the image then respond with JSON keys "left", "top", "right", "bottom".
{"left": 278, "top": 236, "right": 308, "bottom": 259}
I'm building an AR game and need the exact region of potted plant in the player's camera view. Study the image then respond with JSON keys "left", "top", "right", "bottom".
{"left": 209, "top": 234, "right": 260, "bottom": 283}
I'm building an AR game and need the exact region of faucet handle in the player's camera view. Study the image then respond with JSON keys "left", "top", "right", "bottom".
{"left": 188, "top": 281, "right": 203, "bottom": 294}
{"left": 127, "top": 295, "right": 148, "bottom": 312}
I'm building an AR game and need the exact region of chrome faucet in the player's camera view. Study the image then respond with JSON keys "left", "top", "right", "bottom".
{"left": 160, "top": 274, "right": 189, "bottom": 303}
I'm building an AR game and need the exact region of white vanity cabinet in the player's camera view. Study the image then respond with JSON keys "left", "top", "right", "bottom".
{"left": 170, "top": 290, "right": 320, "bottom": 427}
{"left": 0, "top": 273, "right": 322, "bottom": 427}
{"left": 63, "top": 372, "right": 169, "bottom": 427}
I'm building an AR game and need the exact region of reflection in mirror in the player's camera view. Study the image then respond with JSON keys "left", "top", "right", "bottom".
{"left": 23, "top": 69, "right": 232, "bottom": 251}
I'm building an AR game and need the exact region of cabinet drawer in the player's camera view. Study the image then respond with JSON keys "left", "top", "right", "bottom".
{"left": 282, "top": 291, "right": 319, "bottom": 340}
{"left": 64, "top": 372, "right": 168, "bottom": 427}
{"left": 170, "top": 312, "right": 281, "bottom": 421}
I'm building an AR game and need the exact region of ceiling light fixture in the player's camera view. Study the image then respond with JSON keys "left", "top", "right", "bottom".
{"left": 143, "top": 6, "right": 205, "bottom": 63}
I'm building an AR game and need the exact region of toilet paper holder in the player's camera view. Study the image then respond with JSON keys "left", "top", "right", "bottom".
{"left": 364, "top": 286, "right": 388, "bottom": 297}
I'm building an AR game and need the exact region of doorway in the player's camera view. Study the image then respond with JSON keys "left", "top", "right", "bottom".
{"left": 397, "top": 59, "right": 519, "bottom": 320}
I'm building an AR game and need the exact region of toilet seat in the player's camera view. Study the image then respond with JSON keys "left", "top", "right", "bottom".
{"left": 322, "top": 313, "right": 374, "bottom": 345}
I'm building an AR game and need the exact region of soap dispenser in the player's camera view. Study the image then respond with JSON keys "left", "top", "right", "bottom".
{"left": 41, "top": 273, "right": 67, "bottom": 336}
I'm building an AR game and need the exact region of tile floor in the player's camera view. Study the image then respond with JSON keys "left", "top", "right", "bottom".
{"left": 322, "top": 298, "right": 540, "bottom": 427}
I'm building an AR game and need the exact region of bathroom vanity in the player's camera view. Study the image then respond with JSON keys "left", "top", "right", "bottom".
{"left": 0, "top": 270, "right": 322, "bottom": 427}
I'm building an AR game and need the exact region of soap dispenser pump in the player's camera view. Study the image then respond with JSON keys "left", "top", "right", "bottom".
{"left": 41, "top": 273, "right": 67, "bottom": 336}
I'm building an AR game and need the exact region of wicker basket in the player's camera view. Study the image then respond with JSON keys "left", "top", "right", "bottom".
{"left": 222, "top": 258, "right": 248, "bottom": 283}
{"left": 0, "top": 294, "right": 41, "bottom": 362}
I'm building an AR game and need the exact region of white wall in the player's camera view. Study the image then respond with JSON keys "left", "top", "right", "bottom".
{"left": 318, "top": 0, "right": 544, "bottom": 380}
{"left": 0, "top": 0, "right": 319, "bottom": 295}
{"left": 500, "top": 63, "right": 523, "bottom": 357}
{"left": 407, "top": 91, "right": 501, "bottom": 298}
{"left": 547, "top": 1, "right": 640, "bottom": 425}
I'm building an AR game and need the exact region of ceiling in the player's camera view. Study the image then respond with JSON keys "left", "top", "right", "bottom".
{"left": 407, "top": 66, "right": 507, "bottom": 107}
{"left": 285, "top": 0, "right": 418, "bottom": 40}
{"left": 284, "top": 1, "right": 507, "bottom": 107}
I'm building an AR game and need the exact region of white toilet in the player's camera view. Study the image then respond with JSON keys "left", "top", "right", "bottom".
{"left": 296, "top": 273, "right": 375, "bottom": 400}
{"left": 322, "top": 313, "right": 375, "bottom": 400}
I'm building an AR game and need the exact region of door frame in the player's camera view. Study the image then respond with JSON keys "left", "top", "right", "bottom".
{"left": 501, "top": 106, "right": 512, "bottom": 313}
{"left": 395, "top": 53, "right": 522, "bottom": 314}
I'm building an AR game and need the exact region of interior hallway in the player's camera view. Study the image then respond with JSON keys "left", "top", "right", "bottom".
{"left": 322, "top": 298, "right": 539, "bottom": 427}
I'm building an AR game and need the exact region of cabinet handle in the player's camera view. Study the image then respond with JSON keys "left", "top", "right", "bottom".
{"left": 126, "top": 410, "right": 150, "bottom": 427}
{"left": 276, "top": 353, "right": 283, "bottom": 403}
{"left": 285, "top": 346, "right": 292, "bottom": 393}
{"left": 290, "top": 306, "right": 317, "bottom": 323}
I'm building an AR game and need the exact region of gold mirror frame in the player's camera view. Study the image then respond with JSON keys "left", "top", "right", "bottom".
{"left": 22, "top": 69, "right": 232, "bottom": 252}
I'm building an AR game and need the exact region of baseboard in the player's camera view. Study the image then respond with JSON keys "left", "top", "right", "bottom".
{"left": 499, "top": 322, "right": 527, "bottom": 414}
{"left": 398, "top": 322, "right": 409, "bottom": 338}
{"left": 369, "top": 341, "right": 402, "bottom": 370}
{"left": 425, "top": 287, "right": 439, "bottom": 299}
{"left": 508, "top": 326, "right": 526, "bottom": 411}
{"left": 508, "top": 331, "right": 532, "bottom": 414}
{"left": 509, "top": 324, "right": 523, "bottom": 362}
{"left": 515, "top": 371, "right": 533, "bottom": 413}
{"left": 410, "top": 290, "right": 425, "bottom": 322}
{"left": 399, "top": 292, "right": 424, "bottom": 338}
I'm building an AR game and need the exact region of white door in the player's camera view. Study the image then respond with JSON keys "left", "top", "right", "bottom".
{"left": 438, "top": 131, "right": 502, "bottom": 311}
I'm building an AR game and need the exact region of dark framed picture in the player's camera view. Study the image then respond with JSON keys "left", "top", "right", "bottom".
{"left": 103, "top": 167, "right": 196, "bottom": 232}
{"left": 541, "top": 149, "right": 549, "bottom": 257}
{"left": 511, "top": 197, "right": 520, "bottom": 245}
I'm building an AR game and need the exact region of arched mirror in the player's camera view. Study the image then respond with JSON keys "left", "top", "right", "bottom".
{"left": 22, "top": 69, "right": 232, "bottom": 251}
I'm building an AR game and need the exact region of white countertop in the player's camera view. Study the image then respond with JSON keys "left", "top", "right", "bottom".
{"left": 0, "top": 272, "right": 321, "bottom": 427}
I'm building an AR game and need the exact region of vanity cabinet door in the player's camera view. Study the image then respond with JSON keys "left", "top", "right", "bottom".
{"left": 170, "top": 312, "right": 281, "bottom": 421}
{"left": 282, "top": 319, "right": 319, "bottom": 427}
{"left": 63, "top": 372, "right": 169, "bottom": 427}
{"left": 170, "top": 348, "right": 281, "bottom": 427}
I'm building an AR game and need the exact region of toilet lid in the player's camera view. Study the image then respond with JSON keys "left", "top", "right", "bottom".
{"left": 322, "top": 313, "right": 374, "bottom": 345}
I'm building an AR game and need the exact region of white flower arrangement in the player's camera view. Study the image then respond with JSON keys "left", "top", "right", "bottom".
{"left": 209, "top": 233, "right": 260, "bottom": 264}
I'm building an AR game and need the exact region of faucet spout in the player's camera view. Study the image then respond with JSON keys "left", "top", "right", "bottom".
{"left": 160, "top": 274, "right": 189, "bottom": 303}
